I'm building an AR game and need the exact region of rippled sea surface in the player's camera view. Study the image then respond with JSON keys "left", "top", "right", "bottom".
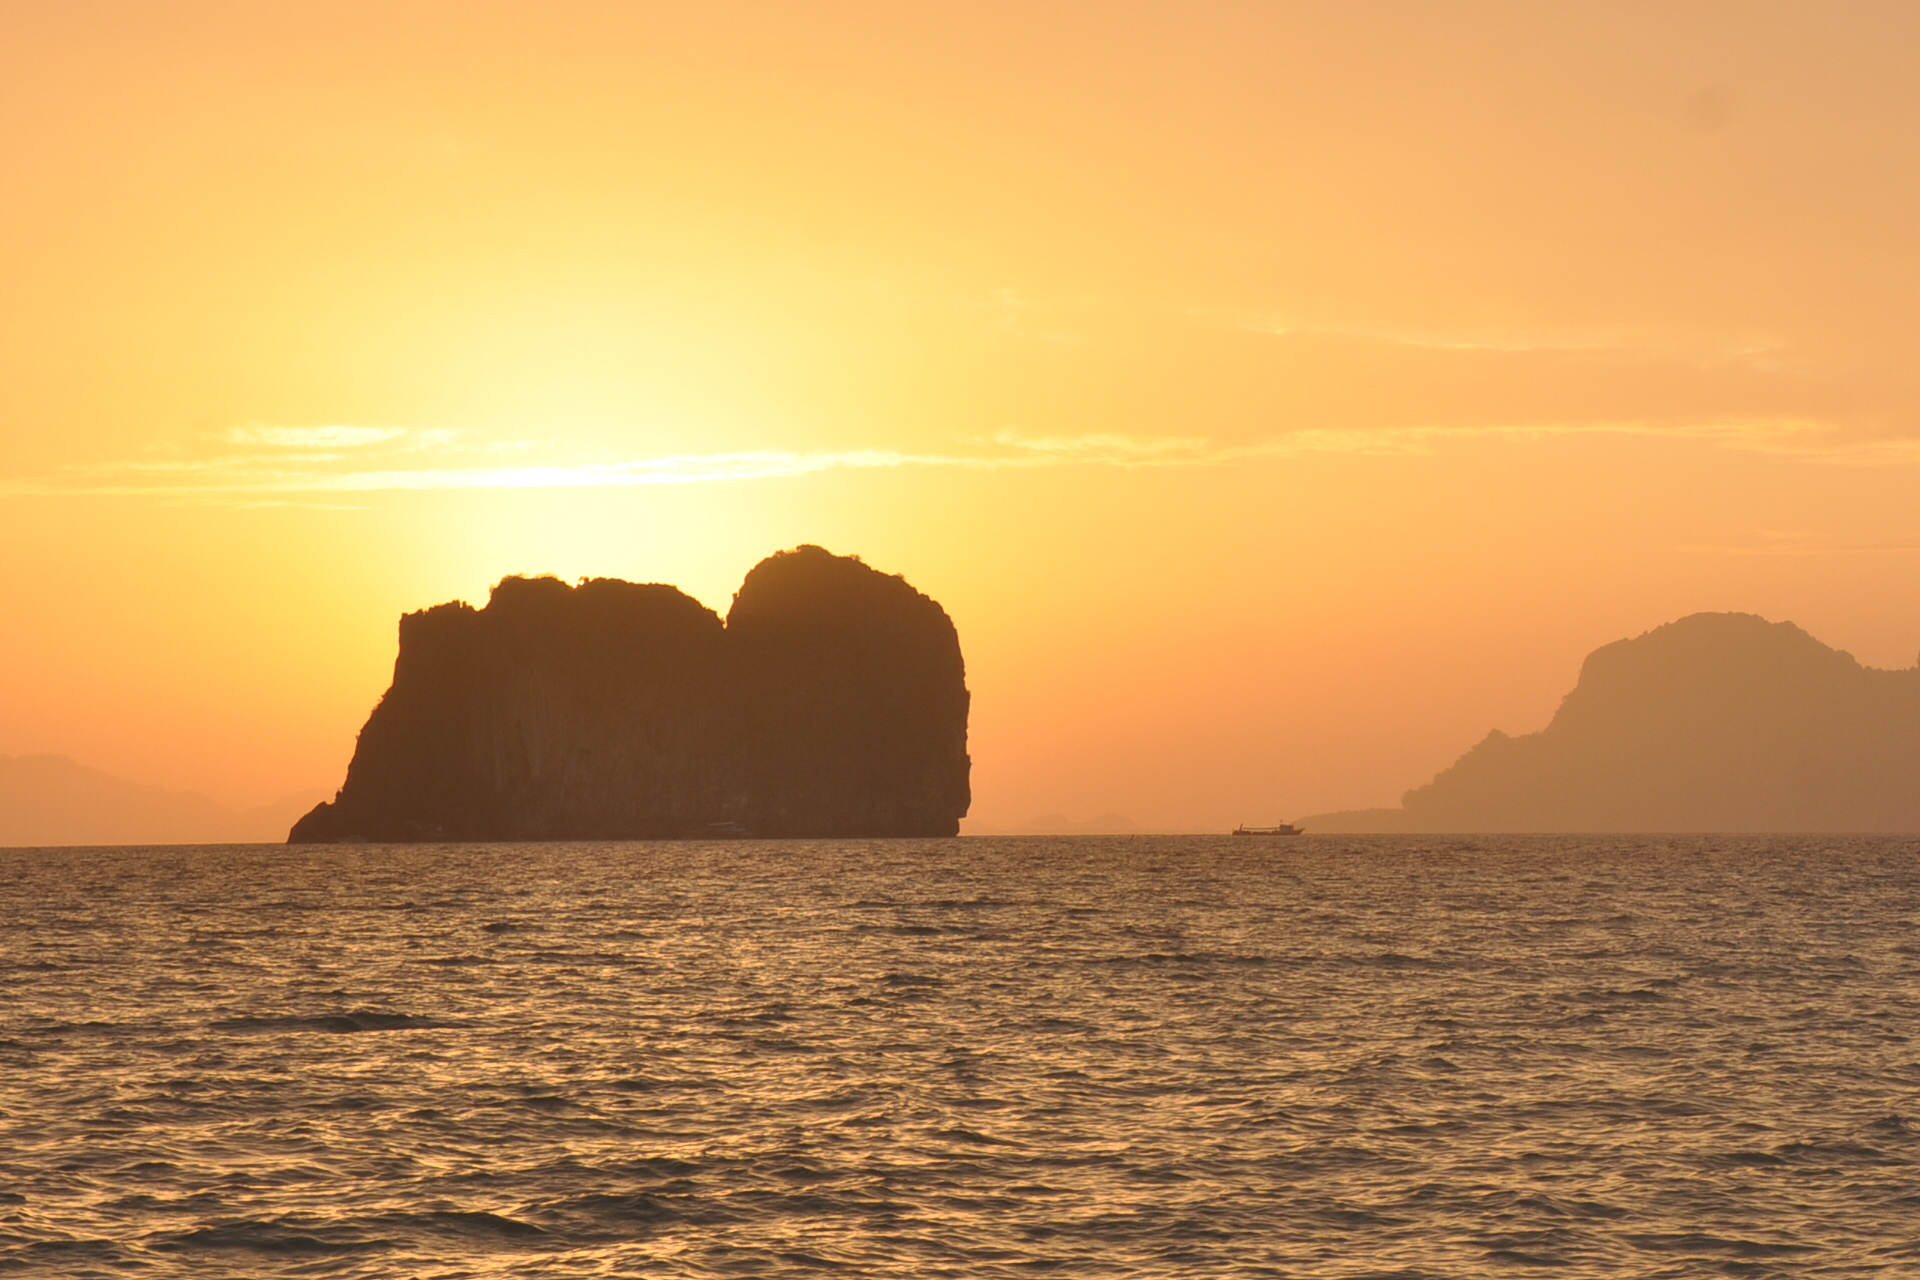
{"left": 4, "top": 836, "right": 1920, "bottom": 1277}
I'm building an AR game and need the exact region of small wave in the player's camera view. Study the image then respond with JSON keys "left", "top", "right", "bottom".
{"left": 1513, "top": 1194, "right": 1628, "bottom": 1220}
{"left": 209, "top": 1011, "right": 448, "bottom": 1034}
{"left": 1482, "top": 1247, "right": 1569, "bottom": 1266}
{"left": 1774, "top": 1139, "right": 1889, "bottom": 1164}
{"left": 510, "top": 1094, "right": 577, "bottom": 1112}
{"left": 151, "top": 1220, "right": 387, "bottom": 1256}
{"left": 3, "top": 1238, "right": 133, "bottom": 1269}
{"left": 795, "top": 1087, "right": 880, "bottom": 1112}
{"left": 1621, "top": 1231, "right": 1814, "bottom": 1258}
{"left": 382, "top": 1210, "right": 545, "bottom": 1239}
{"left": 933, "top": 1127, "right": 1018, "bottom": 1146}
{"left": 1118, "top": 951, "right": 1279, "bottom": 968}
{"left": 608, "top": 1075, "right": 668, "bottom": 1092}
{"left": 1716, "top": 1149, "right": 1787, "bottom": 1167}
{"left": 537, "top": 1192, "right": 684, "bottom": 1228}
{"left": 1356, "top": 951, "right": 1446, "bottom": 970}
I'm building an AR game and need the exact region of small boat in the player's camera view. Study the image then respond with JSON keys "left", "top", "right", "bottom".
{"left": 1232, "top": 823, "right": 1303, "bottom": 836}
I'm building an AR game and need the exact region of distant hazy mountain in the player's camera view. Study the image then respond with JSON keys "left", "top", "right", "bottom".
{"left": 1302, "top": 613, "right": 1920, "bottom": 833}
{"left": 0, "top": 754, "right": 323, "bottom": 847}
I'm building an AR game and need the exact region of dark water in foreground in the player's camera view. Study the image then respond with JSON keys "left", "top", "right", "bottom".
{"left": 3, "top": 837, "right": 1919, "bottom": 1278}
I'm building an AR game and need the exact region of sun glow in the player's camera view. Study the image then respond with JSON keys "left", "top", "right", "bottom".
{"left": 5, "top": 2, "right": 1920, "bottom": 825}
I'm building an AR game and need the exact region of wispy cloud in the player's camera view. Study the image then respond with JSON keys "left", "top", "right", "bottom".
{"left": 4, "top": 427, "right": 1252, "bottom": 500}
{"left": 1682, "top": 537, "right": 1920, "bottom": 556}
{"left": 225, "top": 425, "right": 411, "bottom": 448}
{"left": 1238, "top": 313, "right": 1781, "bottom": 361}
{"left": 7, "top": 416, "right": 1916, "bottom": 502}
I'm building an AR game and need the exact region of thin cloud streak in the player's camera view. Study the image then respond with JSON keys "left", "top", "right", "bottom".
{"left": 1681, "top": 534, "right": 1920, "bottom": 556}
{"left": 1234, "top": 312, "right": 1788, "bottom": 363}
{"left": 225, "top": 425, "right": 412, "bottom": 448}
{"left": 7, "top": 418, "right": 1918, "bottom": 500}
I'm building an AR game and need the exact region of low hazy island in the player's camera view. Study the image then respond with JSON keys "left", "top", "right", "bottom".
{"left": 0, "top": 755, "right": 321, "bottom": 847}
{"left": 290, "top": 546, "right": 971, "bottom": 842}
{"left": 1302, "top": 612, "right": 1920, "bottom": 833}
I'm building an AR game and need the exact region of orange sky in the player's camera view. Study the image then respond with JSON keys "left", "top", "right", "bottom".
{"left": 5, "top": 2, "right": 1920, "bottom": 830}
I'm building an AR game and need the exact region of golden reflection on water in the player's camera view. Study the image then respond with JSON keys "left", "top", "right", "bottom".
{"left": 3, "top": 835, "right": 1918, "bottom": 1277}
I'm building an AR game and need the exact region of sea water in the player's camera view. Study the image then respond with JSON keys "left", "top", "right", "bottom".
{"left": 2, "top": 836, "right": 1917, "bottom": 1277}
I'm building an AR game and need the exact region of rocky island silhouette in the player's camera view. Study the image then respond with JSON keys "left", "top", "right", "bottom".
{"left": 1303, "top": 612, "right": 1920, "bottom": 832}
{"left": 290, "top": 546, "right": 970, "bottom": 842}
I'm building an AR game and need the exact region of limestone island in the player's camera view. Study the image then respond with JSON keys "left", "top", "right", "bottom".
{"left": 1301, "top": 612, "right": 1920, "bottom": 833}
{"left": 290, "top": 546, "right": 970, "bottom": 842}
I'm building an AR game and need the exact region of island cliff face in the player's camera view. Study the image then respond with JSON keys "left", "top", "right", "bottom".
{"left": 1302, "top": 612, "right": 1920, "bottom": 833}
{"left": 289, "top": 547, "right": 970, "bottom": 842}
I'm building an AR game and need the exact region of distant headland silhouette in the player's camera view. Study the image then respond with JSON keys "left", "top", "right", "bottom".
{"left": 0, "top": 754, "right": 322, "bottom": 847}
{"left": 290, "top": 546, "right": 971, "bottom": 842}
{"left": 1302, "top": 612, "right": 1920, "bottom": 833}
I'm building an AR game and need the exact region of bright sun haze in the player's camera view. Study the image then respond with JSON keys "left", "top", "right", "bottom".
{"left": 4, "top": 2, "right": 1920, "bottom": 829}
